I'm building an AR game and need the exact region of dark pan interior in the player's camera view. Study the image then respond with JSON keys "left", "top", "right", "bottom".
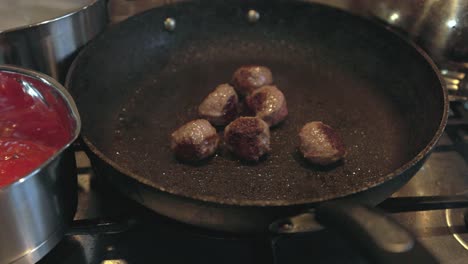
{"left": 68, "top": 1, "right": 445, "bottom": 205}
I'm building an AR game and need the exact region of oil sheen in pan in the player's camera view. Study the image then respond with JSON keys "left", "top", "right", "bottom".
{"left": 108, "top": 62, "right": 410, "bottom": 202}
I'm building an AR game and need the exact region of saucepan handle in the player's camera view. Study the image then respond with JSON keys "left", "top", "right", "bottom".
{"left": 270, "top": 200, "right": 438, "bottom": 264}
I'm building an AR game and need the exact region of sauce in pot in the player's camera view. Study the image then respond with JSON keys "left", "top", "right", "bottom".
{"left": 0, "top": 71, "right": 72, "bottom": 186}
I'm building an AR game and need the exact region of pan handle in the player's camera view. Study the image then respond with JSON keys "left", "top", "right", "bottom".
{"left": 270, "top": 200, "right": 438, "bottom": 264}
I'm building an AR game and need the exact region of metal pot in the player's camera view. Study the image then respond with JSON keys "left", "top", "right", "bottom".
{"left": 352, "top": 0, "right": 468, "bottom": 65}
{"left": 0, "top": 65, "right": 81, "bottom": 264}
{"left": 310, "top": 0, "right": 468, "bottom": 94}
{"left": 0, "top": 0, "right": 108, "bottom": 83}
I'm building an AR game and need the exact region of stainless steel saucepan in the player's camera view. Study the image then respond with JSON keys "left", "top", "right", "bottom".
{"left": 0, "top": 0, "right": 108, "bottom": 83}
{"left": 0, "top": 65, "right": 81, "bottom": 264}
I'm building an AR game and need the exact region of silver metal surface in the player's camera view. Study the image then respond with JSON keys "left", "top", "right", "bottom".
{"left": 163, "top": 17, "right": 176, "bottom": 31}
{"left": 247, "top": 10, "right": 260, "bottom": 23}
{"left": 351, "top": 206, "right": 415, "bottom": 253}
{"left": 338, "top": 0, "right": 468, "bottom": 98}
{"left": 270, "top": 212, "right": 323, "bottom": 234}
{"left": 301, "top": 0, "right": 468, "bottom": 97}
{"left": 391, "top": 132, "right": 468, "bottom": 263}
{"left": 449, "top": 95, "right": 468, "bottom": 102}
{"left": 0, "top": 0, "right": 96, "bottom": 32}
{"left": 0, "top": 0, "right": 107, "bottom": 82}
{"left": 353, "top": 0, "right": 468, "bottom": 66}
{"left": 0, "top": 65, "right": 81, "bottom": 264}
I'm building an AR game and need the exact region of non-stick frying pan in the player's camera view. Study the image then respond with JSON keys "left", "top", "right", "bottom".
{"left": 66, "top": 0, "right": 447, "bottom": 262}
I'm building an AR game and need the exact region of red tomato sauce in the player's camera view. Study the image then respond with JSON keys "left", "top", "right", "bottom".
{"left": 0, "top": 139, "right": 56, "bottom": 186}
{"left": 0, "top": 71, "right": 72, "bottom": 187}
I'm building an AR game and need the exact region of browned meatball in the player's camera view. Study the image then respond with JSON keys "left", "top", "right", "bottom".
{"left": 224, "top": 117, "right": 271, "bottom": 161}
{"left": 231, "top": 66, "right": 273, "bottom": 96}
{"left": 299, "top": 122, "right": 346, "bottom": 165}
{"left": 171, "top": 119, "right": 219, "bottom": 161}
{"left": 198, "top": 84, "right": 239, "bottom": 126}
{"left": 246, "top": 85, "right": 288, "bottom": 127}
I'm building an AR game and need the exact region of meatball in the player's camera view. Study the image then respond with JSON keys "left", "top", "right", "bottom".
{"left": 231, "top": 65, "right": 273, "bottom": 96}
{"left": 171, "top": 119, "right": 219, "bottom": 161}
{"left": 246, "top": 85, "right": 288, "bottom": 127}
{"left": 198, "top": 84, "right": 239, "bottom": 126}
{"left": 224, "top": 117, "right": 271, "bottom": 161}
{"left": 299, "top": 122, "right": 346, "bottom": 165}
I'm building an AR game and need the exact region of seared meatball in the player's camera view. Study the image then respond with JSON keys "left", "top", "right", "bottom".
{"left": 299, "top": 122, "right": 346, "bottom": 165}
{"left": 224, "top": 117, "right": 270, "bottom": 161}
{"left": 198, "top": 84, "right": 239, "bottom": 126}
{"left": 171, "top": 119, "right": 219, "bottom": 161}
{"left": 231, "top": 66, "right": 273, "bottom": 96}
{"left": 246, "top": 85, "right": 288, "bottom": 127}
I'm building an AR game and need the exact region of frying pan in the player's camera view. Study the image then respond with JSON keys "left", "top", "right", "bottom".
{"left": 66, "top": 0, "right": 447, "bottom": 262}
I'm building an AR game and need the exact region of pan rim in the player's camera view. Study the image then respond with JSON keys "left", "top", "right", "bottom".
{"left": 67, "top": 1, "right": 449, "bottom": 207}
